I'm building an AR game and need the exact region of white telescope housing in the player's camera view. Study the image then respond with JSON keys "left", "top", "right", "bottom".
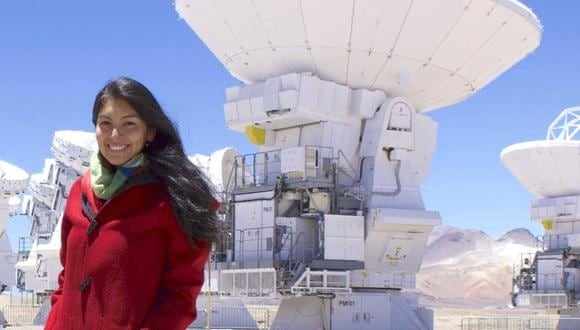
{"left": 15, "top": 131, "right": 96, "bottom": 293}
{"left": 177, "top": 0, "right": 541, "bottom": 329}
{"left": 503, "top": 107, "right": 580, "bottom": 311}
{"left": 0, "top": 161, "right": 29, "bottom": 288}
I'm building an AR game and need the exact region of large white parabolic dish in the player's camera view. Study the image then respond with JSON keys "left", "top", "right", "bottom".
{"left": 0, "top": 160, "right": 29, "bottom": 197}
{"left": 189, "top": 147, "right": 241, "bottom": 198}
{"left": 52, "top": 130, "right": 97, "bottom": 175}
{"left": 501, "top": 141, "right": 580, "bottom": 198}
{"left": 176, "top": 0, "right": 541, "bottom": 112}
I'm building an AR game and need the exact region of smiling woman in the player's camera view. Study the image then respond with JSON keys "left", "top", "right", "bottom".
{"left": 95, "top": 98, "right": 156, "bottom": 166}
{"left": 44, "top": 77, "right": 222, "bottom": 330}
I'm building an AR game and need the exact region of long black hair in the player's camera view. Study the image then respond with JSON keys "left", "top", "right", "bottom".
{"left": 92, "top": 77, "right": 222, "bottom": 244}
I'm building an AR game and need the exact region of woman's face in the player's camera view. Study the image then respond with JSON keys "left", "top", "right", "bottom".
{"left": 95, "top": 98, "right": 156, "bottom": 166}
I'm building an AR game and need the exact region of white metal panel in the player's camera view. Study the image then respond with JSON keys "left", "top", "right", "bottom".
{"left": 431, "top": 0, "right": 513, "bottom": 70}
{"left": 412, "top": 75, "right": 471, "bottom": 111}
{"left": 568, "top": 234, "right": 580, "bottom": 247}
{"left": 271, "top": 47, "right": 316, "bottom": 74}
{"left": 317, "top": 80, "right": 335, "bottom": 114}
{"left": 347, "top": 50, "right": 389, "bottom": 89}
{"left": 301, "top": 0, "right": 351, "bottom": 48}
{"left": 552, "top": 146, "right": 578, "bottom": 192}
{"left": 298, "top": 75, "right": 320, "bottom": 111}
{"left": 461, "top": 12, "right": 536, "bottom": 84}
{"left": 176, "top": 0, "right": 238, "bottom": 62}
{"left": 280, "top": 73, "right": 301, "bottom": 91}
{"left": 281, "top": 146, "right": 306, "bottom": 173}
{"left": 331, "top": 294, "right": 362, "bottom": 330}
{"left": 275, "top": 127, "right": 301, "bottom": 148}
{"left": 324, "top": 237, "right": 346, "bottom": 260}
{"left": 238, "top": 84, "right": 256, "bottom": 99}
{"left": 352, "top": 0, "right": 412, "bottom": 53}
{"left": 264, "top": 77, "right": 282, "bottom": 95}
{"left": 517, "top": 149, "right": 545, "bottom": 193}
{"left": 372, "top": 56, "right": 422, "bottom": 98}
{"left": 234, "top": 200, "right": 275, "bottom": 266}
{"left": 344, "top": 238, "right": 365, "bottom": 261}
{"left": 236, "top": 99, "right": 252, "bottom": 120}
{"left": 331, "top": 121, "right": 361, "bottom": 161}
{"left": 471, "top": 26, "right": 539, "bottom": 91}
{"left": 395, "top": 0, "right": 471, "bottom": 62}
{"left": 262, "top": 94, "right": 279, "bottom": 113}
{"left": 227, "top": 51, "right": 268, "bottom": 82}
{"left": 235, "top": 200, "right": 262, "bottom": 229}
{"left": 213, "top": 0, "right": 269, "bottom": 52}
{"left": 332, "top": 84, "right": 351, "bottom": 117}
{"left": 324, "top": 215, "right": 344, "bottom": 237}
{"left": 278, "top": 90, "right": 299, "bottom": 110}
{"left": 333, "top": 216, "right": 363, "bottom": 238}
{"left": 225, "top": 86, "right": 240, "bottom": 102}
{"left": 310, "top": 47, "right": 348, "bottom": 85}
{"left": 407, "top": 114, "right": 438, "bottom": 185}
{"left": 360, "top": 293, "right": 390, "bottom": 329}
{"left": 558, "top": 222, "right": 573, "bottom": 235}
{"left": 392, "top": 65, "right": 453, "bottom": 106}
{"left": 251, "top": 0, "right": 305, "bottom": 47}
{"left": 351, "top": 89, "right": 386, "bottom": 119}
{"left": 324, "top": 215, "right": 365, "bottom": 261}
{"left": 249, "top": 97, "right": 264, "bottom": 117}
{"left": 300, "top": 124, "right": 323, "bottom": 147}
{"left": 244, "top": 48, "right": 292, "bottom": 80}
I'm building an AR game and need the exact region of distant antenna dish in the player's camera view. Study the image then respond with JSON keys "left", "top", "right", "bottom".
{"left": 189, "top": 148, "right": 242, "bottom": 199}
{"left": 501, "top": 107, "right": 580, "bottom": 198}
{"left": 176, "top": 0, "right": 541, "bottom": 112}
{"left": 52, "top": 131, "right": 97, "bottom": 175}
{"left": 0, "top": 160, "right": 29, "bottom": 197}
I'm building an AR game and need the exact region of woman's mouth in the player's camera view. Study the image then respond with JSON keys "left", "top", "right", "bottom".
{"left": 108, "top": 144, "right": 129, "bottom": 152}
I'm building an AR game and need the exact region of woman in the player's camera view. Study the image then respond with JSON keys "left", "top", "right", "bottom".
{"left": 45, "top": 77, "right": 221, "bottom": 330}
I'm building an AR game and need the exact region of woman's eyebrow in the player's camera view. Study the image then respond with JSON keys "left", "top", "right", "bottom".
{"left": 98, "top": 114, "right": 138, "bottom": 120}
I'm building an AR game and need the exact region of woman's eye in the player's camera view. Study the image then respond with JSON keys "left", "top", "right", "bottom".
{"left": 124, "top": 121, "right": 136, "bottom": 127}
{"left": 99, "top": 121, "right": 110, "bottom": 127}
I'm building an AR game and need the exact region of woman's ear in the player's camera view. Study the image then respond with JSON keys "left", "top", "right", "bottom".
{"left": 147, "top": 127, "right": 156, "bottom": 142}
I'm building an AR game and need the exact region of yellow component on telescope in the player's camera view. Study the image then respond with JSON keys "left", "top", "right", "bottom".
{"left": 541, "top": 220, "right": 553, "bottom": 230}
{"left": 244, "top": 125, "right": 266, "bottom": 145}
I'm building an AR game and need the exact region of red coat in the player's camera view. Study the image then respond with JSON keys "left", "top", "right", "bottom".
{"left": 45, "top": 171, "right": 210, "bottom": 330}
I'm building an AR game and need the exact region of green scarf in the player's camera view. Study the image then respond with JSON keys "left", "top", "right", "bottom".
{"left": 90, "top": 152, "right": 146, "bottom": 200}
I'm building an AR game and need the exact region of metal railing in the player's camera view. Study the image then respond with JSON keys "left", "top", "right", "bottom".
{"left": 0, "top": 303, "right": 49, "bottom": 326}
{"left": 18, "top": 237, "right": 32, "bottom": 262}
{"left": 337, "top": 149, "right": 358, "bottom": 186}
{"left": 291, "top": 267, "right": 351, "bottom": 294}
{"left": 539, "top": 234, "right": 570, "bottom": 250}
{"left": 461, "top": 316, "right": 580, "bottom": 330}
{"left": 234, "top": 150, "right": 281, "bottom": 189}
{"left": 0, "top": 304, "right": 275, "bottom": 329}
{"left": 218, "top": 268, "right": 277, "bottom": 297}
{"left": 530, "top": 293, "right": 568, "bottom": 308}
{"left": 233, "top": 146, "right": 341, "bottom": 190}
{"left": 233, "top": 225, "right": 315, "bottom": 270}
{"left": 190, "top": 307, "right": 275, "bottom": 329}
{"left": 234, "top": 226, "right": 276, "bottom": 269}
{"left": 275, "top": 227, "right": 316, "bottom": 271}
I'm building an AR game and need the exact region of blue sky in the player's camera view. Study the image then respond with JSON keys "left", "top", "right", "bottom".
{"left": 1, "top": 1, "right": 579, "bottom": 251}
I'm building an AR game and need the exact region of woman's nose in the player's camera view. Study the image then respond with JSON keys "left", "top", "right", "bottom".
{"left": 111, "top": 127, "right": 121, "bottom": 137}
